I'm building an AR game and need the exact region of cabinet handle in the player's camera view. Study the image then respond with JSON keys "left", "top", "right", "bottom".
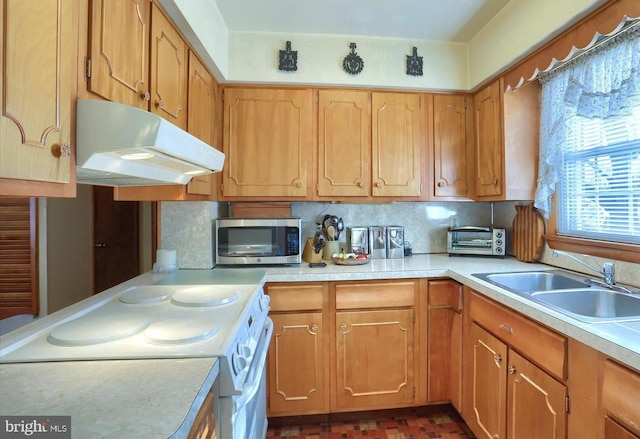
{"left": 437, "top": 181, "right": 445, "bottom": 187}
{"left": 156, "top": 99, "right": 164, "bottom": 108}
{"left": 141, "top": 91, "right": 150, "bottom": 101}
{"left": 508, "top": 365, "right": 517, "bottom": 375}
{"left": 311, "top": 324, "right": 319, "bottom": 331}
{"left": 499, "top": 323, "right": 513, "bottom": 335}
{"left": 52, "top": 143, "right": 71, "bottom": 159}
{"left": 494, "top": 354, "right": 502, "bottom": 364}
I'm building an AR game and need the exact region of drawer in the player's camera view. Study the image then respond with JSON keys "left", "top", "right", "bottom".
{"left": 335, "top": 280, "right": 417, "bottom": 309}
{"left": 266, "top": 283, "right": 326, "bottom": 312}
{"left": 470, "top": 291, "right": 567, "bottom": 380}
{"left": 603, "top": 359, "right": 640, "bottom": 436}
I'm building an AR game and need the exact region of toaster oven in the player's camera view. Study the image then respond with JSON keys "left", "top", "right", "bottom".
{"left": 447, "top": 226, "right": 505, "bottom": 257}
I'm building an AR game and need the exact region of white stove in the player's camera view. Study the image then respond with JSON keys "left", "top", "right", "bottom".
{"left": 0, "top": 279, "right": 271, "bottom": 396}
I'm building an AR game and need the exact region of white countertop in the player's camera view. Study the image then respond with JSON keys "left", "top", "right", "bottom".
{"left": 0, "top": 357, "right": 219, "bottom": 439}
{"left": 261, "top": 253, "right": 640, "bottom": 371}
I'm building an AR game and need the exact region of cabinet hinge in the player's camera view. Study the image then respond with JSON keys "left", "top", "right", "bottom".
{"left": 316, "top": 92, "right": 319, "bottom": 103}
{"left": 221, "top": 91, "right": 225, "bottom": 102}
{"left": 84, "top": 56, "right": 92, "bottom": 81}
{"left": 220, "top": 183, "right": 224, "bottom": 194}
{"left": 565, "top": 395, "right": 571, "bottom": 414}
{"left": 413, "top": 312, "right": 416, "bottom": 324}
{"left": 413, "top": 386, "right": 416, "bottom": 399}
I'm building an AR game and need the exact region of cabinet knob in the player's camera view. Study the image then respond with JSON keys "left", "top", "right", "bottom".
{"left": 357, "top": 181, "right": 364, "bottom": 188}
{"left": 437, "top": 181, "right": 445, "bottom": 187}
{"left": 295, "top": 181, "right": 303, "bottom": 188}
{"left": 494, "top": 354, "right": 502, "bottom": 364}
{"left": 311, "top": 324, "right": 319, "bottom": 331}
{"left": 141, "top": 91, "right": 150, "bottom": 101}
{"left": 52, "top": 143, "right": 71, "bottom": 159}
{"left": 375, "top": 181, "right": 382, "bottom": 188}
{"left": 340, "top": 323, "right": 348, "bottom": 330}
{"left": 508, "top": 365, "right": 517, "bottom": 375}
{"left": 156, "top": 99, "right": 165, "bottom": 108}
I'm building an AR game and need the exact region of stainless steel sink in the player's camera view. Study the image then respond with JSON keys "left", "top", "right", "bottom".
{"left": 472, "top": 270, "right": 588, "bottom": 294}
{"left": 531, "top": 288, "right": 640, "bottom": 323}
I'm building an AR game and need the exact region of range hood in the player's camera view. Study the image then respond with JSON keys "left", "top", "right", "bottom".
{"left": 76, "top": 99, "right": 225, "bottom": 186}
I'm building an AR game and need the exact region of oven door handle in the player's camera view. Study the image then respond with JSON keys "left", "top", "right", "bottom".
{"left": 233, "top": 317, "right": 273, "bottom": 411}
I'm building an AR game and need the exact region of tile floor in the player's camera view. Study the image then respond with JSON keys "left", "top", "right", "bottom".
{"left": 266, "top": 408, "right": 476, "bottom": 439}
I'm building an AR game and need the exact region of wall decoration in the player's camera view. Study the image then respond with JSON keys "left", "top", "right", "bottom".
{"left": 406, "top": 46, "right": 423, "bottom": 76}
{"left": 278, "top": 41, "right": 297, "bottom": 72}
{"left": 342, "top": 42, "right": 364, "bottom": 75}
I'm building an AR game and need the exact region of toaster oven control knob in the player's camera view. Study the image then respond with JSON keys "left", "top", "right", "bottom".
{"left": 496, "top": 239, "right": 503, "bottom": 246}
{"left": 232, "top": 353, "right": 248, "bottom": 375}
{"left": 495, "top": 231, "right": 503, "bottom": 238}
{"left": 496, "top": 247, "right": 504, "bottom": 254}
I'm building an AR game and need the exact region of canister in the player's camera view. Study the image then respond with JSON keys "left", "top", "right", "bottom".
{"left": 368, "top": 226, "right": 387, "bottom": 259}
{"left": 347, "top": 227, "right": 369, "bottom": 254}
{"left": 386, "top": 226, "right": 405, "bottom": 259}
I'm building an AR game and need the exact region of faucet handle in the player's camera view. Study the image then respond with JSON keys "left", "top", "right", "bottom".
{"left": 603, "top": 262, "right": 615, "bottom": 285}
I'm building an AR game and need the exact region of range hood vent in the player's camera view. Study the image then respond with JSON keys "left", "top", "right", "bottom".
{"left": 76, "top": 99, "right": 225, "bottom": 187}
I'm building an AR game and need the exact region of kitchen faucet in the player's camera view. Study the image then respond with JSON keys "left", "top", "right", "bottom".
{"left": 552, "top": 250, "right": 615, "bottom": 286}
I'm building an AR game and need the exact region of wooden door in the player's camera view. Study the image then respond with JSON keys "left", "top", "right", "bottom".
{"left": 469, "top": 322, "right": 507, "bottom": 439}
{"left": 0, "top": 0, "right": 75, "bottom": 191}
{"left": 222, "top": 88, "right": 312, "bottom": 199}
{"left": 317, "top": 90, "right": 371, "bottom": 197}
{"left": 371, "top": 92, "right": 422, "bottom": 197}
{"left": 268, "top": 312, "right": 327, "bottom": 416}
{"left": 473, "top": 80, "right": 503, "bottom": 198}
{"left": 334, "top": 308, "right": 414, "bottom": 411}
{"left": 87, "top": 0, "right": 149, "bottom": 109}
{"left": 93, "top": 187, "right": 140, "bottom": 293}
{"left": 186, "top": 51, "right": 216, "bottom": 197}
{"left": 507, "top": 350, "right": 567, "bottom": 439}
{"left": 150, "top": 5, "right": 187, "bottom": 130}
{"left": 432, "top": 94, "right": 470, "bottom": 198}
{"left": 0, "top": 199, "right": 37, "bottom": 318}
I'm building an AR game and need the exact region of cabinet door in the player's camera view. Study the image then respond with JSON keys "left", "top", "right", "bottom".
{"left": 150, "top": 5, "right": 187, "bottom": 130}
{"left": 87, "top": 0, "right": 149, "bottom": 110}
{"left": 334, "top": 308, "right": 414, "bottom": 411}
{"left": 432, "top": 95, "right": 469, "bottom": 198}
{"left": 473, "top": 80, "right": 503, "bottom": 198}
{"left": 605, "top": 417, "right": 640, "bottom": 439}
{"left": 222, "top": 88, "right": 312, "bottom": 199}
{"left": 1, "top": 0, "right": 75, "bottom": 190}
{"left": 469, "top": 322, "right": 507, "bottom": 439}
{"left": 507, "top": 350, "right": 567, "bottom": 439}
{"left": 427, "top": 280, "right": 462, "bottom": 409}
{"left": 317, "top": 90, "right": 371, "bottom": 197}
{"left": 372, "top": 93, "right": 422, "bottom": 197}
{"left": 268, "top": 312, "right": 327, "bottom": 416}
{"left": 186, "top": 51, "right": 216, "bottom": 197}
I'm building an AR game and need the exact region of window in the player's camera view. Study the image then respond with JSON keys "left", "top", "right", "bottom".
{"left": 559, "top": 109, "right": 640, "bottom": 244}
{"left": 535, "top": 23, "right": 640, "bottom": 261}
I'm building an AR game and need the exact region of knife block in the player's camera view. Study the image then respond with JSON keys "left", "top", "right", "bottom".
{"left": 302, "top": 238, "right": 322, "bottom": 263}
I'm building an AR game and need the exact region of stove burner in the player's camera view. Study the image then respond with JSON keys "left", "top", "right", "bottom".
{"left": 170, "top": 286, "right": 239, "bottom": 308}
{"left": 119, "top": 286, "right": 172, "bottom": 304}
{"left": 143, "top": 317, "right": 220, "bottom": 345}
{"left": 48, "top": 313, "right": 151, "bottom": 347}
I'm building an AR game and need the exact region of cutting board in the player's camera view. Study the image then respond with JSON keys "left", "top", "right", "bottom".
{"left": 513, "top": 203, "right": 545, "bottom": 262}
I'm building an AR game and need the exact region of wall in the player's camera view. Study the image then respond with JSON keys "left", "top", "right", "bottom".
{"left": 44, "top": 185, "right": 93, "bottom": 314}
{"left": 158, "top": 0, "right": 604, "bottom": 90}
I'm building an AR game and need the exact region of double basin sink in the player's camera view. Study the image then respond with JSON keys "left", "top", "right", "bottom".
{"left": 472, "top": 270, "right": 640, "bottom": 324}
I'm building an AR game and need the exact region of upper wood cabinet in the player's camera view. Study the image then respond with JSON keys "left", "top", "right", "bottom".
{"left": 316, "top": 90, "right": 371, "bottom": 197}
{"left": 316, "top": 90, "right": 425, "bottom": 200}
{"left": 149, "top": 4, "right": 187, "bottom": 130}
{"left": 472, "top": 78, "right": 539, "bottom": 201}
{"left": 87, "top": 0, "right": 150, "bottom": 110}
{"left": 221, "top": 88, "right": 313, "bottom": 200}
{"left": 0, "top": 0, "right": 77, "bottom": 197}
{"left": 371, "top": 92, "right": 423, "bottom": 198}
{"left": 429, "top": 94, "right": 473, "bottom": 200}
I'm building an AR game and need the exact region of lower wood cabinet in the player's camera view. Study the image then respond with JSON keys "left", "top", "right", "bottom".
{"left": 463, "top": 288, "right": 568, "bottom": 439}
{"left": 265, "top": 279, "right": 422, "bottom": 416}
{"left": 602, "top": 359, "right": 640, "bottom": 438}
{"left": 265, "top": 282, "right": 330, "bottom": 416}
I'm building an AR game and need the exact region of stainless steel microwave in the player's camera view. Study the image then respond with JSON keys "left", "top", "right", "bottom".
{"left": 215, "top": 218, "right": 302, "bottom": 265}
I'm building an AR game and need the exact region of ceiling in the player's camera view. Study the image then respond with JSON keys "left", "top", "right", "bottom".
{"left": 214, "top": 0, "right": 511, "bottom": 43}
